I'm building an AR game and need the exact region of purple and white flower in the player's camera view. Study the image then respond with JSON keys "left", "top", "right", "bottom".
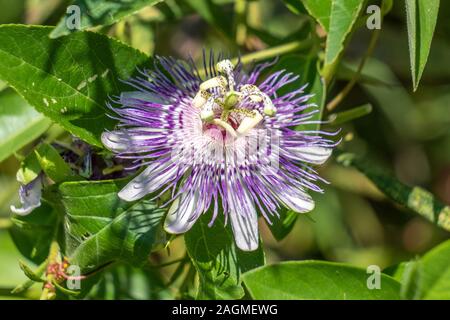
{"left": 102, "top": 52, "right": 338, "bottom": 251}
{"left": 10, "top": 175, "right": 43, "bottom": 216}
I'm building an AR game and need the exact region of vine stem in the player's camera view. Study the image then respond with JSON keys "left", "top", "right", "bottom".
{"left": 233, "top": 39, "right": 313, "bottom": 66}
{"left": 326, "top": 1, "right": 388, "bottom": 112}
{"left": 197, "top": 39, "right": 313, "bottom": 78}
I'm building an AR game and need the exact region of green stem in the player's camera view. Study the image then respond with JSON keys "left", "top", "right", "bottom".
{"left": 197, "top": 39, "right": 313, "bottom": 78}
{"left": 326, "top": 0, "right": 387, "bottom": 112}
{"left": 102, "top": 164, "right": 124, "bottom": 176}
{"left": 326, "top": 28, "right": 380, "bottom": 112}
{"left": 234, "top": 39, "right": 313, "bottom": 65}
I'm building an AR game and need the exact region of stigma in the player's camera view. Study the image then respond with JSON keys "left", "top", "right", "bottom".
{"left": 193, "top": 59, "right": 277, "bottom": 137}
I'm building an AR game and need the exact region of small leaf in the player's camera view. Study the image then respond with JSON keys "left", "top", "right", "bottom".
{"left": 284, "top": 0, "right": 332, "bottom": 31}
{"left": 16, "top": 151, "right": 42, "bottom": 185}
{"left": 243, "top": 261, "right": 401, "bottom": 299}
{"left": 50, "top": 0, "right": 163, "bottom": 38}
{"left": 399, "top": 239, "right": 450, "bottom": 300}
{"left": 0, "top": 88, "right": 51, "bottom": 163}
{"left": 12, "top": 259, "right": 48, "bottom": 294}
{"left": 336, "top": 152, "right": 450, "bottom": 232}
{"left": 323, "top": 0, "right": 364, "bottom": 80}
{"left": 0, "top": 25, "right": 152, "bottom": 147}
{"left": 184, "top": 214, "right": 265, "bottom": 300}
{"left": 34, "top": 143, "right": 78, "bottom": 183}
{"left": 52, "top": 281, "right": 80, "bottom": 297}
{"left": 383, "top": 260, "right": 419, "bottom": 299}
{"left": 267, "top": 208, "right": 298, "bottom": 241}
{"left": 405, "top": 0, "right": 440, "bottom": 91}
{"left": 18, "top": 260, "right": 45, "bottom": 282}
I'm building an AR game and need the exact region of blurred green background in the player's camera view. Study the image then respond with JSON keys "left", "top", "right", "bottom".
{"left": 0, "top": 0, "right": 449, "bottom": 299}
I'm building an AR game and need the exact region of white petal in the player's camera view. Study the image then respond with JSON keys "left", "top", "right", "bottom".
{"left": 230, "top": 210, "right": 259, "bottom": 252}
{"left": 293, "top": 146, "right": 332, "bottom": 164}
{"left": 101, "top": 130, "right": 156, "bottom": 153}
{"left": 278, "top": 189, "right": 314, "bottom": 213}
{"left": 118, "top": 162, "right": 177, "bottom": 201}
{"left": 10, "top": 178, "right": 42, "bottom": 216}
{"left": 102, "top": 132, "right": 124, "bottom": 153}
{"left": 10, "top": 203, "right": 40, "bottom": 216}
{"left": 164, "top": 192, "right": 200, "bottom": 234}
{"left": 228, "top": 186, "right": 259, "bottom": 251}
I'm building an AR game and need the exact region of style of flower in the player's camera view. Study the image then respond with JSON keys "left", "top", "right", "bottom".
{"left": 102, "top": 52, "right": 338, "bottom": 251}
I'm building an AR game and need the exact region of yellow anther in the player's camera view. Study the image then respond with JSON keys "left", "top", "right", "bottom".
{"left": 193, "top": 90, "right": 211, "bottom": 108}
{"left": 200, "top": 76, "right": 227, "bottom": 91}
{"left": 236, "top": 110, "right": 263, "bottom": 136}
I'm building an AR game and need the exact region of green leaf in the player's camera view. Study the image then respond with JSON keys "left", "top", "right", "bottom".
{"left": 285, "top": 0, "right": 332, "bottom": 31}
{"left": 18, "top": 260, "right": 45, "bottom": 282}
{"left": 12, "top": 259, "right": 48, "bottom": 294}
{"left": 243, "top": 261, "right": 402, "bottom": 299}
{"left": 52, "top": 281, "right": 80, "bottom": 297}
{"left": 0, "top": 88, "right": 51, "bottom": 163}
{"left": 184, "top": 214, "right": 265, "bottom": 300}
{"left": 336, "top": 152, "right": 450, "bottom": 232}
{"left": 50, "top": 0, "right": 163, "bottom": 38}
{"left": 268, "top": 208, "right": 298, "bottom": 241}
{"left": 400, "top": 240, "right": 450, "bottom": 300}
{"left": 383, "top": 262, "right": 409, "bottom": 283}
{"left": 405, "top": 0, "right": 440, "bottom": 91}
{"left": 323, "top": 0, "right": 364, "bottom": 79}
{"left": 383, "top": 260, "right": 419, "bottom": 299}
{"left": 58, "top": 179, "right": 166, "bottom": 274}
{"left": 35, "top": 143, "right": 78, "bottom": 183}
{"left": 9, "top": 201, "right": 58, "bottom": 264}
{"left": 0, "top": 25, "right": 151, "bottom": 147}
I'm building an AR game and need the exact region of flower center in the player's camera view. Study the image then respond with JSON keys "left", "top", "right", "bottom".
{"left": 192, "top": 59, "right": 277, "bottom": 138}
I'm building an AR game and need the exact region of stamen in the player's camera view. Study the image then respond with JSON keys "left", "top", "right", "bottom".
{"left": 237, "top": 110, "right": 263, "bottom": 136}
{"left": 200, "top": 76, "right": 227, "bottom": 92}
{"left": 240, "top": 84, "right": 277, "bottom": 116}
{"left": 193, "top": 90, "right": 210, "bottom": 108}
{"left": 193, "top": 60, "right": 276, "bottom": 138}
